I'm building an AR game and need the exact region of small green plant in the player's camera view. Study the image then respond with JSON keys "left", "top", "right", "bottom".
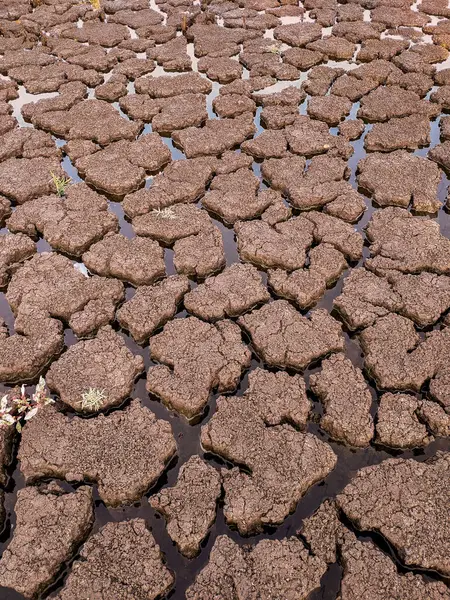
{"left": 89, "top": 0, "right": 101, "bottom": 9}
{"left": 79, "top": 388, "right": 106, "bottom": 411}
{"left": 50, "top": 171, "right": 72, "bottom": 197}
{"left": 151, "top": 207, "right": 177, "bottom": 219}
{"left": 0, "top": 377, "right": 54, "bottom": 432}
{"left": 266, "top": 44, "right": 282, "bottom": 55}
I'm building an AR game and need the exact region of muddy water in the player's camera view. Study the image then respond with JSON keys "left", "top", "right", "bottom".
{"left": 1, "top": 15, "right": 450, "bottom": 600}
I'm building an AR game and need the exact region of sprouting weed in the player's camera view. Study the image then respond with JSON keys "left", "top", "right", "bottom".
{"left": 0, "top": 377, "right": 54, "bottom": 432}
{"left": 151, "top": 207, "right": 177, "bottom": 219}
{"left": 89, "top": 0, "right": 101, "bottom": 9}
{"left": 181, "top": 14, "right": 188, "bottom": 34}
{"left": 79, "top": 388, "right": 106, "bottom": 412}
{"left": 266, "top": 44, "right": 282, "bottom": 55}
{"left": 50, "top": 171, "right": 72, "bottom": 197}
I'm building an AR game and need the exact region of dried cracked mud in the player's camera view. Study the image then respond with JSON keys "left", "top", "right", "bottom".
{"left": 0, "top": 0, "right": 449, "bottom": 598}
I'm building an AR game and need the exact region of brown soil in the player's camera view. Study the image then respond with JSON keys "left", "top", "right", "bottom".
{"left": 1, "top": 2, "right": 449, "bottom": 597}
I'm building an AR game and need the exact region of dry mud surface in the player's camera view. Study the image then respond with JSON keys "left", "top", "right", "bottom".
{"left": 0, "top": 0, "right": 449, "bottom": 599}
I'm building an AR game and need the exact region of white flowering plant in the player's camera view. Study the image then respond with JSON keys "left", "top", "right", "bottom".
{"left": 0, "top": 378, "right": 54, "bottom": 432}
{"left": 79, "top": 388, "right": 106, "bottom": 411}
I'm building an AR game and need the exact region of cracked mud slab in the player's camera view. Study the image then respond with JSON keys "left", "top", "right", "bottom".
{"left": 132, "top": 203, "right": 214, "bottom": 244}
{"left": 173, "top": 226, "right": 225, "bottom": 280}
{"left": 360, "top": 312, "right": 450, "bottom": 391}
{"left": 30, "top": 98, "right": 142, "bottom": 145}
{"left": 337, "top": 452, "right": 450, "bottom": 575}
{"left": 184, "top": 263, "right": 269, "bottom": 321}
{"left": 201, "top": 368, "right": 336, "bottom": 533}
{"left": 0, "top": 127, "right": 61, "bottom": 163}
{"left": 117, "top": 275, "right": 189, "bottom": 344}
{"left": 0, "top": 312, "right": 63, "bottom": 384}
{"left": 262, "top": 154, "right": 356, "bottom": 212}
{"left": 299, "top": 499, "right": 345, "bottom": 564}
{"left": 19, "top": 400, "right": 176, "bottom": 506}
{"left": 75, "top": 135, "right": 171, "bottom": 197}
{"left": 186, "top": 535, "right": 326, "bottom": 600}
{"left": 365, "top": 207, "right": 450, "bottom": 274}
{"left": 238, "top": 300, "right": 344, "bottom": 370}
{"left": 0, "top": 232, "right": 35, "bottom": 288}
{"left": 147, "top": 317, "right": 251, "bottom": 419}
{"left": 6, "top": 183, "right": 119, "bottom": 257}
{"left": 202, "top": 168, "right": 275, "bottom": 224}
{"left": 124, "top": 158, "right": 215, "bottom": 217}
{"left": 46, "top": 326, "right": 144, "bottom": 412}
{"left": 365, "top": 115, "right": 431, "bottom": 152}
{"left": 357, "top": 85, "right": 440, "bottom": 122}
{"left": 0, "top": 484, "right": 93, "bottom": 599}
{"left": 310, "top": 354, "right": 374, "bottom": 447}
{"left": 82, "top": 232, "right": 166, "bottom": 287}
{"left": 235, "top": 217, "right": 314, "bottom": 271}
{"left": 2, "top": 0, "right": 450, "bottom": 595}
{"left": 171, "top": 113, "right": 255, "bottom": 158}
{"left": 375, "top": 393, "right": 436, "bottom": 449}
{"left": 334, "top": 267, "right": 450, "bottom": 329}
{"left": 0, "top": 157, "right": 64, "bottom": 204}
{"left": 268, "top": 243, "right": 347, "bottom": 310}
{"left": 150, "top": 455, "right": 221, "bottom": 558}
{"left": 358, "top": 152, "right": 441, "bottom": 213}
{"left": 55, "top": 520, "right": 174, "bottom": 600}
{"left": 7, "top": 252, "right": 124, "bottom": 338}
{"left": 339, "top": 533, "right": 450, "bottom": 600}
